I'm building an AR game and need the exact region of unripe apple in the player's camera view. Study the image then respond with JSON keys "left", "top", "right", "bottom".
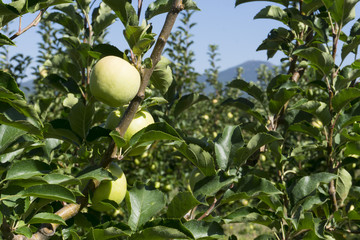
{"left": 187, "top": 168, "right": 205, "bottom": 192}
{"left": 91, "top": 163, "right": 127, "bottom": 212}
{"left": 105, "top": 109, "right": 155, "bottom": 156}
{"left": 90, "top": 56, "right": 141, "bottom": 107}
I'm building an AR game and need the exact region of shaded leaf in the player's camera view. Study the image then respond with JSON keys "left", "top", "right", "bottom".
{"left": 127, "top": 184, "right": 166, "bottom": 231}
{"left": 166, "top": 191, "right": 201, "bottom": 218}
{"left": 234, "top": 132, "right": 283, "bottom": 167}
{"left": 0, "top": 124, "right": 26, "bottom": 153}
{"left": 222, "top": 175, "right": 282, "bottom": 203}
{"left": 178, "top": 143, "right": 216, "bottom": 176}
{"left": 22, "top": 184, "right": 76, "bottom": 203}
{"left": 28, "top": 212, "right": 66, "bottom": 225}
{"left": 150, "top": 56, "right": 173, "bottom": 94}
{"left": 130, "top": 226, "right": 190, "bottom": 240}
{"left": 183, "top": 220, "right": 224, "bottom": 239}
{"left": 174, "top": 93, "right": 209, "bottom": 118}
{"left": 193, "top": 171, "right": 236, "bottom": 199}
{"left": 214, "top": 125, "right": 244, "bottom": 170}
{"left": 293, "top": 47, "right": 334, "bottom": 76}
{"left": 290, "top": 172, "right": 337, "bottom": 205}
{"left": 332, "top": 88, "right": 360, "bottom": 113}
{"left": 0, "top": 71, "right": 24, "bottom": 97}
{"left": 6, "top": 160, "right": 51, "bottom": 180}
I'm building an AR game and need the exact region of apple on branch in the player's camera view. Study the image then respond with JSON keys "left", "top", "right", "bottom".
{"left": 90, "top": 56, "right": 141, "bottom": 107}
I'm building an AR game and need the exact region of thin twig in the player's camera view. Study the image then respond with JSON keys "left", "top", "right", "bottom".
{"left": 198, "top": 198, "right": 217, "bottom": 220}
{"left": 138, "top": 0, "right": 143, "bottom": 20}
{"left": 10, "top": 9, "right": 48, "bottom": 40}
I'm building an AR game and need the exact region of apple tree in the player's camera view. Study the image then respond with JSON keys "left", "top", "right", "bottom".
{"left": 1, "top": 0, "right": 360, "bottom": 239}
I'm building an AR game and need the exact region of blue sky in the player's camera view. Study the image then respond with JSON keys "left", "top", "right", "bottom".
{"left": 6, "top": 0, "right": 359, "bottom": 78}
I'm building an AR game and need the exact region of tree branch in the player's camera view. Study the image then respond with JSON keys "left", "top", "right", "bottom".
{"left": 9, "top": 8, "right": 47, "bottom": 40}
{"left": 12, "top": 1, "right": 184, "bottom": 239}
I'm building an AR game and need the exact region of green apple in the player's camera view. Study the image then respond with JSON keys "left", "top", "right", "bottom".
{"left": 187, "top": 168, "right": 205, "bottom": 192}
{"left": 90, "top": 56, "right": 141, "bottom": 107}
{"left": 105, "top": 109, "right": 155, "bottom": 156}
{"left": 91, "top": 163, "right": 127, "bottom": 212}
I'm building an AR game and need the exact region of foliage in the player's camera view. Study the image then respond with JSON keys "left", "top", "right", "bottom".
{"left": 1, "top": 0, "right": 360, "bottom": 239}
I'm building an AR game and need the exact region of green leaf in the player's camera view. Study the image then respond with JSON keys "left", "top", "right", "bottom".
{"left": 150, "top": 56, "right": 173, "bottom": 94}
{"left": 0, "top": 124, "right": 26, "bottom": 153}
{"left": 214, "top": 125, "right": 244, "bottom": 170}
{"left": 145, "top": 0, "right": 200, "bottom": 20}
{"left": 0, "top": 33, "right": 15, "bottom": 46}
{"left": 43, "top": 74, "right": 81, "bottom": 94}
{"left": 127, "top": 184, "right": 166, "bottom": 231}
{"left": 130, "top": 226, "right": 190, "bottom": 240}
{"left": 45, "top": 12, "right": 80, "bottom": 36}
{"left": 103, "top": 0, "right": 138, "bottom": 26}
{"left": 91, "top": 44, "right": 124, "bottom": 59}
{"left": 123, "top": 20, "right": 156, "bottom": 56}
{"left": 183, "top": 220, "right": 224, "bottom": 239}
{"left": 129, "top": 122, "right": 183, "bottom": 146}
{"left": 287, "top": 121, "right": 321, "bottom": 140}
{"left": 174, "top": 93, "right": 209, "bottom": 118}
{"left": 344, "top": 141, "right": 360, "bottom": 156}
{"left": 44, "top": 173, "right": 80, "bottom": 186}
{"left": 166, "top": 191, "right": 201, "bottom": 218}
{"left": 87, "top": 227, "right": 129, "bottom": 239}
{"left": 6, "top": 160, "right": 51, "bottom": 180}
{"left": 178, "top": 143, "right": 216, "bottom": 177}
{"left": 254, "top": 5, "right": 288, "bottom": 24}
{"left": 193, "top": 171, "right": 236, "bottom": 199}
{"left": 322, "top": 0, "right": 358, "bottom": 26}
{"left": 0, "top": 71, "right": 24, "bottom": 97}
{"left": 336, "top": 168, "right": 352, "bottom": 205}
{"left": 269, "top": 88, "right": 298, "bottom": 114}
{"left": 14, "top": 226, "right": 32, "bottom": 238}
{"left": 341, "top": 36, "right": 360, "bottom": 61}
{"left": 292, "top": 100, "right": 331, "bottom": 126}
{"left": 332, "top": 88, "right": 360, "bottom": 113}
{"left": 92, "top": 2, "right": 117, "bottom": 37}
{"left": 0, "top": 114, "right": 42, "bottom": 137}
{"left": 109, "top": 130, "right": 127, "bottom": 148}
{"left": 0, "top": 87, "right": 42, "bottom": 129}
{"left": 222, "top": 175, "right": 282, "bottom": 203}
{"left": 224, "top": 207, "right": 273, "bottom": 226}
{"left": 68, "top": 101, "right": 94, "bottom": 140}
{"left": 76, "top": 167, "right": 114, "bottom": 182}
{"left": 234, "top": 132, "right": 283, "bottom": 167}
{"left": 28, "top": 212, "right": 67, "bottom": 225}
{"left": 44, "top": 123, "right": 81, "bottom": 146}
{"left": 22, "top": 184, "right": 76, "bottom": 203}
{"left": 227, "top": 79, "right": 265, "bottom": 103}
{"left": 293, "top": 47, "right": 334, "bottom": 76}
{"left": 290, "top": 172, "right": 337, "bottom": 205}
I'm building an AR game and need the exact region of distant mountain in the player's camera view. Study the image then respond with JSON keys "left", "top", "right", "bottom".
{"left": 19, "top": 80, "right": 35, "bottom": 97}
{"left": 198, "top": 60, "right": 273, "bottom": 93}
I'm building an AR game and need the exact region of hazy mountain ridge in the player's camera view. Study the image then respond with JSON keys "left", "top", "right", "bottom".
{"left": 20, "top": 60, "right": 273, "bottom": 96}
{"left": 198, "top": 60, "right": 273, "bottom": 93}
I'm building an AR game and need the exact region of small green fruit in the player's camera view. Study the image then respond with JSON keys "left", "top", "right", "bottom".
{"left": 154, "top": 181, "right": 161, "bottom": 189}
{"left": 90, "top": 56, "right": 140, "bottom": 107}
{"left": 91, "top": 163, "right": 127, "bottom": 212}
{"left": 188, "top": 168, "right": 206, "bottom": 191}
{"left": 105, "top": 109, "right": 155, "bottom": 156}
